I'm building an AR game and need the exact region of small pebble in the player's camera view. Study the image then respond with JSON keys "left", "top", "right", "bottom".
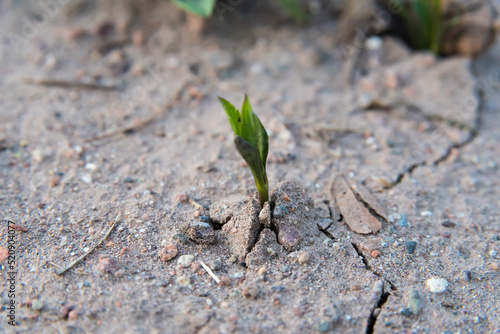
{"left": 176, "top": 276, "right": 191, "bottom": 287}
{"left": 441, "top": 220, "right": 455, "bottom": 228}
{"left": 258, "top": 266, "right": 267, "bottom": 275}
{"left": 173, "top": 233, "right": 188, "bottom": 244}
{"left": 98, "top": 258, "right": 120, "bottom": 275}
{"left": 400, "top": 308, "right": 412, "bottom": 317}
{"left": 298, "top": 252, "right": 310, "bottom": 264}
{"left": 426, "top": 278, "right": 448, "bottom": 293}
{"left": 371, "top": 250, "right": 381, "bottom": 258}
{"left": 32, "top": 300, "right": 43, "bottom": 311}
{"left": 178, "top": 255, "right": 195, "bottom": 268}
{"left": 405, "top": 241, "right": 417, "bottom": 254}
{"left": 68, "top": 310, "right": 78, "bottom": 320}
{"left": 462, "top": 270, "right": 472, "bottom": 282}
{"left": 490, "top": 250, "right": 498, "bottom": 258}
{"left": 398, "top": 214, "right": 408, "bottom": 227}
{"left": 161, "top": 244, "right": 178, "bottom": 262}
{"left": 420, "top": 211, "right": 433, "bottom": 217}
{"left": 176, "top": 193, "right": 189, "bottom": 203}
{"left": 123, "top": 177, "right": 134, "bottom": 183}
{"left": 50, "top": 175, "right": 61, "bottom": 188}
{"left": 219, "top": 276, "right": 231, "bottom": 286}
{"left": 407, "top": 290, "right": 422, "bottom": 314}
{"left": 207, "top": 260, "right": 222, "bottom": 271}
{"left": 318, "top": 321, "right": 330, "bottom": 332}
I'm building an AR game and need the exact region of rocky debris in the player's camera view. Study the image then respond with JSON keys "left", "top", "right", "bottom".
{"left": 60, "top": 305, "right": 75, "bottom": 319}
{"left": 271, "top": 181, "right": 317, "bottom": 251}
{"left": 209, "top": 201, "right": 243, "bottom": 225}
{"left": 332, "top": 176, "right": 382, "bottom": 234}
{"left": 298, "top": 252, "right": 310, "bottom": 264}
{"left": 222, "top": 198, "right": 261, "bottom": 261}
{"left": 246, "top": 228, "right": 284, "bottom": 269}
{"left": 259, "top": 202, "right": 272, "bottom": 228}
{"left": 161, "top": 244, "right": 178, "bottom": 262}
{"left": 426, "top": 278, "right": 448, "bottom": 293}
{"left": 98, "top": 258, "right": 120, "bottom": 275}
{"left": 182, "top": 221, "right": 217, "bottom": 244}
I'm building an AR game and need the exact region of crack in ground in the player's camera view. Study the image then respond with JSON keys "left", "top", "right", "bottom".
{"left": 365, "top": 288, "right": 390, "bottom": 334}
{"left": 350, "top": 242, "right": 397, "bottom": 291}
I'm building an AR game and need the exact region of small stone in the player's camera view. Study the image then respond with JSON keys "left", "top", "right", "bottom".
{"left": 371, "top": 250, "right": 381, "bottom": 258}
{"left": 32, "top": 300, "right": 43, "bottom": 311}
{"left": 210, "top": 51, "right": 235, "bottom": 71}
{"left": 161, "top": 244, "right": 178, "bottom": 262}
{"left": 207, "top": 260, "right": 222, "bottom": 271}
{"left": 120, "top": 247, "right": 130, "bottom": 255}
{"left": 407, "top": 290, "right": 422, "bottom": 314}
{"left": 441, "top": 220, "right": 455, "bottom": 228}
{"left": 400, "top": 308, "right": 412, "bottom": 317}
{"left": 68, "top": 310, "right": 78, "bottom": 320}
{"left": 426, "top": 278, "right": 448, "bottom": 293}
{"left": 489, "top": 263, "right": 499, "bottom": 271}
{"left": 242, "top": 285, "right": 259, "bottom": 298}
{"left": 298, "top": 252, "right": 310, "bottom": 264}
{"left": 405, "top": 241, "right": 417, "bottom": 254}
{"left": 420, "top": 211, "right": 433, "bottom": 217}
{"left": 219, "top": 276, "right": 231, "bottom": 286}
{"left": 318, "top": 321, "right": 330, "bottom": 332}
{"left": 173, "top": 233, "right": 188, "bottom": 244}
{"left": 258, "top": 266, "right": 267, "bottom": 275}
{"left": 273, "top": 206, "right": 284, "bottom": 218}
{"left": 123, "top": 177, "right": 134, "bottom": 183}
{"left": 178, "top": 255, "right": 195, "bottom": 268}
{"left": 398, "top": 214, "right": 408, "bottom": 227}
{"left": 176, "top": 276, "right": 191, "bottom": 286}
{"left": 114, "top": 269, "right": 125, "bottom": 277}
{"left": 176, "top": 193, "right": 189, "bottom": 203}
{"left": 462, "top": 270, "right": 472, "bottom": 282}
{"left": 98, "top": 258, "right": 120, "bottom": 274}
{"left": 490, "top": 250, "right": 498, "bottom": 258}
{"left": 50, "top": 175, "right": 61, "bottom": 188}
{"left": 191, "top": 261, "right": 201, "bottom": 271}
{"left": 32, "top": 149, "right": 43, "bottom": 162}
{"left": 60, "top": 305, "right": 75, "bottom": 319}
{"left": 351, "top": 284, "right": 361, "bottom": 291}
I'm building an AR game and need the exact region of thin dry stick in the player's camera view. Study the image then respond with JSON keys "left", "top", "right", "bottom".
{"left": 189, "top": 199, "right": 205, "bottom": 211}
{"left": 85, "top": 79, "right": 190, "bottom": 142}
{"left": 200, "top": 260, "right": 220, "bottom": 284}
{"left": 53, "top": 220, "right": 118, "bottom": 275}
{"left": 23, "top": 78, "right": 119, "bottom": 91}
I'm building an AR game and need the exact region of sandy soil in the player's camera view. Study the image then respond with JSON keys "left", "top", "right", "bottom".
{"left": 0, "top": 1, "right": 499, "bottom": 333}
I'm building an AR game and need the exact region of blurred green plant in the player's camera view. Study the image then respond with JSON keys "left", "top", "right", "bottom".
{"left": 171, "top": 0, "right": 217, "bottom": 17}
{"left": 393, "top": 0, "right": 451, "bottom": 54}
{"left": 171, "top": 0, "right": 306, "bottom": 21}
{"left": 219, "top": 95, "right": 269, "bottom": 207}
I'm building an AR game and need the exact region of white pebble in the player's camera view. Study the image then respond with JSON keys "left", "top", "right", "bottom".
{"left": 426, "top": 278, "right": 448, "bottom": 293}
{"left": 178, "top": 255, "right": 194, "bottom": 268}
{"left": 85, "top": 163, "right": 98, "bottom": 171}
{"left": 420, "top": 211, "right": 433, "bottom": 217}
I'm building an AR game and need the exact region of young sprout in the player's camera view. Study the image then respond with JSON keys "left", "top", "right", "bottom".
{"left": 218, "top": 95, "right": 269, "bottom": 207}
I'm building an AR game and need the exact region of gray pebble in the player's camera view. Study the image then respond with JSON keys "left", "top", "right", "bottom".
{"left": 405, "top": 241, "right": 417, "bottom": 254}
{"left": 173, "top": 233, "right": 188, "bottom": 244}
{"left": 318, "top": 321, "right": 330, "bottom": 332}
{"left": 207, "top": 260, "right": 222, "bottom": 271}
{"left": 407, "top": 290, "right": 422, "bottom": 314}
{"left": 462, "top": 270, "right": 472, "bottom": 282}
{"left": 441, "top": 220, "right": 455, "bottom": 228}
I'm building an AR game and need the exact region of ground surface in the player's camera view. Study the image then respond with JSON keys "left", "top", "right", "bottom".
{"left": 0, "top": 1, "right": 499, "bottom": 333}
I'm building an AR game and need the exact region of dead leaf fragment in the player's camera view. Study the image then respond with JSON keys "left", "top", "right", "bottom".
{"left": 332, "top": 176, "right": 382, "bottom": 234}
{"left": 350, "top": 182, "right": 389, "bottom": 222}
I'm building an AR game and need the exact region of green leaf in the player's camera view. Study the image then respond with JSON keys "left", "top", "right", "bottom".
{"left": 218, "top": 97, "right": 242, "bottom": 136}
{"left": 241, "top": 95, "right": 257, "bottom": 147}
{"left": 234, "top": 135, "right": 268, "bottom": 202}
{"left": 277, "top": 0, "right": 307, "bottom": 23}
{"left": 253, "top": 112, "right": 269, "bottom": 169}
{"left": 171, "top": 0, "right": 216, "bottom": 17}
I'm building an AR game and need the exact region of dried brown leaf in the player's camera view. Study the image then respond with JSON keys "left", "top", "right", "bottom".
{"left": 332, "top": 176, "right": 382, "bottom": 234}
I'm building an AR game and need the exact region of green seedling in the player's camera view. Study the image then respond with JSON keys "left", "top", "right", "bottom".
{"left": 171, "top": 0, "right": 217, "bottom": 17}
{"left": 170, "top": 0, "right": 306, "bottom": 22}
{"left": 392, "top": 0, "right": 454, "bottom": 54}
{"left": 219, "top": 95, "right": 269, "bottom": 207}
